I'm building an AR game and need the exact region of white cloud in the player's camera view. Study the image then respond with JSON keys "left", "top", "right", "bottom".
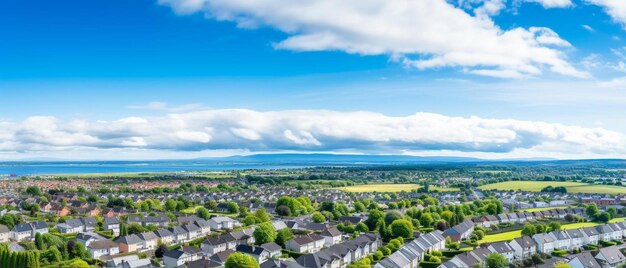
{"left": 1, "top": 109, "right": 625, "bottom": 158}
{"left": 159, "top": 0, "right": 587, "bottom": 78}
{"left": 582, "top": 24, "right": 595, "bottom": 32}
{"left": 523, "top": 0, "right": 573, "bottom": 8}
{"left": 586, "top": 0, "right": 626, "bottom": 28}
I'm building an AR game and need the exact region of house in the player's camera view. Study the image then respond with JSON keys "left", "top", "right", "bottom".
{"left": 208, "top": 216, "right": 238, "bottom": 230}
{"left": 187, "top": 258, "right": 223, "bottom": 268}
{"left": 237, "top": 244, "right": 271, "bottom": 264}
{"left": 533, "top": 233, "right": 556, "bottom": 254}
{"left": 87, "top": 239, "right": 119, "bottom": 259}
{"left": 442, "top": 220, "right": 474, "bottom": 242}
{"left": 104, "top": 217, "right": 121, "bottom": 236}
{"left": 115, "top": 234, "right": 144, "bottom": 253}
{"left": 169, "top": 226, "right": 189, "bottom": 243}
{"left": 77, "top": 232, "right": 107, "bottom": 246}
{"left": 566, "top": 229, "right": 584, "bottom": 249}
{"left": 550, "top": 230, "right": 572, "bottom": 250}
{"left": 153, "top": 228, "right": 175, "bottom": 245}
{"left": 10, "top": 221, "right": 48, "bottom": 241}
{"left": 338, "top": 216, "right": 363, "bottom": 225}
{"left": 596, "top": 225, "right": 617, "bottom": 242}
{"left": 261, "top": 242, "right": 283, "bottom": 259}
{"left": 581, "top": 227, "right": 600, "bottom": 245}
{"left": 286, "top": 234, "right": 325, "bottom": 254}
{"left": 202, "top": 235, "right": 236, "bottom": 255}
{"left": 509, "top": 236, "right": 537, "bottom": 260}
{"left": 568, "top": 252, "right": 601, "bottom": 268}
{"left": 56, "top": 217, "right": 97, "bottom": 234}
{"left": 209, "top": 249, "right": 235, "bottom": 264}
{"left": 487, "top": 241, "right": 515, "bottom": 262}
{"left": 0, "top": 225, "right": 9, "bottom": 243}
{"left": 320, "top": 227, "right": 342, "bottom": 247}
{"left": 595, "top": 246, "right": 626, "bottom": 268}
{"left": 143, "top": 215, "right": 170, "bottom": 227}
{"left": 138, "top": 231, "right": 159, "bottom": 251}
{"left": 163, "top": 246, "right": 203, "bottom": 268}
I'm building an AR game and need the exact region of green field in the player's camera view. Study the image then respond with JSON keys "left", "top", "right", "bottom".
{"left": 181, "top": 205, "right": 204, "bottom": 214}
{"left": 479, "top": 181, "right": 626, "bottom": 194}
{"left": 478, "top": 222, "right": 600, "bottom": 244}
{"left": 335, "top": 184, "right": 459, "bottom": 193}
{"left": 520, "top": 206, "right": 573, "bottom": 212}
{"left": 610, "top": 217, "right": 626, "bottom": 223}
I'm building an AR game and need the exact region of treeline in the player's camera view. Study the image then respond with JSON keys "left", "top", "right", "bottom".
{"left": 0, "top": 243, "right": 40, "bottom": 268}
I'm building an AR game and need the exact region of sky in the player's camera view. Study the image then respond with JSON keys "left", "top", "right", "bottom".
{"left": 1, "top": 0, "right": 626, "bottom": 160}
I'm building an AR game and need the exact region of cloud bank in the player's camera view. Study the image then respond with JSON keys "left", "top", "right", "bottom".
{"left": 1, "top": 109, "right": 624, "bottom": 158}
{"left": 158, "top": 0, "right": 586, "bottom": 78}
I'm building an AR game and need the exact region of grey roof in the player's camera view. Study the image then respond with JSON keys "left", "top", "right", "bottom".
{"left": 115, "top": 234, "right": 143, "bottom": 244}
{"left": 596, "top": 246, "right": 626, "bottom": 265}
{"left": 88, "top": 239, "right": 118, "bottom": 249}
{"left": 261, "top": 242, "right": 282, "bottom": 253}
{"left": 570, "top": 252, "right": 601, "bottom": 268}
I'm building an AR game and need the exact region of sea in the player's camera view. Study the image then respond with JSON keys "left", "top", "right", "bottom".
{"left": 0, "top": 161, "right": 315, "bottom": 176}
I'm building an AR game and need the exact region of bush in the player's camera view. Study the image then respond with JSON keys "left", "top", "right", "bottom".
{"left": 551, "top": 250, "right": 568, "bottom": 257}
{"left": 600, "top": 240, "right": 618, "bottom": 247}
{"left": 420, "top": 261, "right": 442, "bottom": 268}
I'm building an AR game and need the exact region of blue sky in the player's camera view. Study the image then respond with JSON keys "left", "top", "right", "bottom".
{"left": 1, "top": 0, "right": 626, "bottom": 160}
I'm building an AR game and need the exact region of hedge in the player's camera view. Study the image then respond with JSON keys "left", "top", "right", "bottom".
{"left": 419, "top": 261, "right": 442, "bottom": 268}
{"left": 442, "top": 248, "right": 473, "bottom": 258}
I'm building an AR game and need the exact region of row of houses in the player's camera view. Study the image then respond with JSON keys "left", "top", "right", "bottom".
{"left": 0, "top": 221, "right": 49, "bottom": 242}
{"left": 438, "top": 221, "right": 626, "bottom": 268}
{"left": 471, "top": 208, "right": 586, "bottom": 229}
{"left": 375, "top": 230, "right": 447, "bottom": 268}
{"left": 115, "top": 218, "right": 211, "bottom": 254}
{"left": 295, "top": 233, "right": 382, "bottom": 268}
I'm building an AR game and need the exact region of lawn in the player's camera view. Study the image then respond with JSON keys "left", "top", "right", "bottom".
{"left": 478, "top": 222, "right": 600, "bottom": 244}
{"left": 479, "top": 181, "right": 626, "bottom": 194}
{"left": 335, "top": 184, "right": 459, "bottom": 193}
{"left": 181, "top": 205, "right": 203, "bottom": 214}
{"left": 609, "top": 217, "right": 626, "bottom": 223}
{"left": 520, "top": 206, "right": 573, "bottom": 212}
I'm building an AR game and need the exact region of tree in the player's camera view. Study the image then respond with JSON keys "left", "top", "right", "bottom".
{"left": 253, "top": 222, "right": 277, "bottom": 245}
{"left": 275, "top": 228, "right": 293, "bottom": 246}
{"left": 126, "top": 223, "right": 147, "bottom": 235}
{"left": 35, "top": 233, "right": 44, "bottom": 250}
{"left": 486, "top": 253, "right": 508, "bottom": 268}
{"left": 521, "top": 224, "right": 537, "bottom": 236}
{"left": 384, "top": 211, "right": 403, "bottom": 225}
{"left": 389, "top": 219, "right": 414, "bottom": 239}
{"left": 254, "top": 208, "right": 270, "bottom": 223}
{"left": 597, "top": 212, "right": 611, "bottom": 223}
{"left": 25, "top": 186, "right": 42, "bottom": 196}
{"left": 196, "top": 207, "right": 211, "bottom": 220}
{"left": 226, "top": 202, "right": 240, "bottom": 214}
{"left": 553, "top": 262, "right": 572, "bottom": 268}
{"left": 365, "top": 209, "right": 384, "bottom": 230}
{"left": 311, "top": 212, "right": 326, "bottom": 223}
{"left": 155, "top": 244, "right": 168, "bottom": 258}
{"left": 165, "top": 199, "right": 178, "bottom": 212}
{"left": 586, "top": 204, "right": 599, "bottom": 219}
{"left": 69, "top": 259, "right": 90, "bottom": 268}
{"left": 225, "top": 252, "right": 260, "bottom": 268}
{"left": 45, "top": 246, "right": 62, "bottom": 263}
{"left": 355, "top": 222, "right": 369, "bottom": 232}
{"left": 548, "top": 222, "right": 562, "bottom": 231}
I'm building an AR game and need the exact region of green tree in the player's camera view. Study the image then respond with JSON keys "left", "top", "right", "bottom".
{"left": 553, "top": 262, "right": 572, "bottom": 268}
{"left": 311, "top": 212, "right": 326, "bottom": 223}
{"left": 355, "top": 222, "right": 369, "bottom": 232}
{"left": 196, "top": 207, "right": 211, "bottom": 220}
{"left": 486, "top": 253, "right": 508, "bottom": 268}
{"left": 384, "top": 211, "right": 403, "bottom": 225}
{"left": 390, "top": 219, "right": 414, "bottom": 239}
{"left": 254, "top": 208, "right": 271, "bottom": 223}
{"left": 25, "top": 186, "right": 42, "bottom": 196}
{"left": 69, "top": 259, "right": 90, "bottom": 268}
{"left": 586, "top": 204, "right": 599, "bottom": 219}
{"left": 548, "top": 222, "right": 562, "bottom": 231}
{"left": 275, "top": 228, "right": 293, "bottom": 246}
{"left": 521, "top": 224, "right": 537, "bottom": 236}
{"left": 597, "top": 212, "right": 611, "bottom": 223}
{"left": 253, "top": 222, "right": 277, "bottom": 245}
{"left": 227, "top": 202, "right": 240, "bottom": 214}
{"left": 35, "top": 233, "right": 45, "bottom": 250}
{"left": 225, "top": 252, "right": 260, "bottom": 268}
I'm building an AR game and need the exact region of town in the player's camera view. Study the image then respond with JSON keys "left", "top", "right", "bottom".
{"left": 0, "top": 162, "right": 625, "bottom": 268}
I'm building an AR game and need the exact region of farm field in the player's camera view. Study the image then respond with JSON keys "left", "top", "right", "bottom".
{"left": 479, "top": 181, "right": 626, "bottom": 194}
{"left": 335, "top": 184, "right": 459, "bottom": 193}
{"left": 478, "top": 222, "right": 601, "bottom": 244}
